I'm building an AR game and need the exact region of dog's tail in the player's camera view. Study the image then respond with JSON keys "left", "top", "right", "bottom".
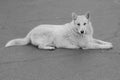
{"left": 5, "top": 33, "right": 30, "bottom": 47}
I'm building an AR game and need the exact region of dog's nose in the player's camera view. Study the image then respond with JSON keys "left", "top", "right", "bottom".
{"left": 81, "top": 30, "right": 84, "bottom": 34}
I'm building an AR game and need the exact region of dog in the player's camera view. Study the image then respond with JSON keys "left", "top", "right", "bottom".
{"left": 5, "top": 12, "right": 113, "bottom": 50}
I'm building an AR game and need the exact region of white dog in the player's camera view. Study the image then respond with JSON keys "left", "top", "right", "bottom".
{"left": 5, "top": 12, "right": 113, "bottom": 50}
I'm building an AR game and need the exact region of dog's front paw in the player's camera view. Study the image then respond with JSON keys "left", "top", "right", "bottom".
{"left": 38, "top": 45, "right": 56, "bottom": 50}
{"left": 104, "top": 43, "right": 113, "bottom": 49}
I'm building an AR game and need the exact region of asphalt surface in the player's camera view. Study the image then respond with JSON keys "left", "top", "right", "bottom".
{"left": 0, "top": 0, "right": 120, "bottom": 80}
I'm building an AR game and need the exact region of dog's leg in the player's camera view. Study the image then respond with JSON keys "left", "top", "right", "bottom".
{"left": 38, "top": 45, "right": 55, "bottom": 50}
{"left": 31, "top": 34, "right": 56, "bottom": 50}
{"left": 93, "top": 38, "right": 112, "bottom": 45}
{"left": 37, "top": 39, "right": 56, "bottom": 50}
{"left": 83, "top": 39, "right": 113, "bottom": 49}
{"left": 37, "top": 39, "right": 55, "bottom": 50}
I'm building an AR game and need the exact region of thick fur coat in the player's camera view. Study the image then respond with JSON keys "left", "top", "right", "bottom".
{"left": 5, "top": 12, "right": 113, "bottom": 50}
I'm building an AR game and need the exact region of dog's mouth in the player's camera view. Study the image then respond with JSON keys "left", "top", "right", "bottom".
{"left": 76, "top": 28, "right": 86, "bottom": 36}
{"left": 79, "top": 30, "right": 88, "bottom": 37}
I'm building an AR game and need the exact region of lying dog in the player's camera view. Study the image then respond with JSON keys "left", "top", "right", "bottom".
{"left": 5, "top": 12, "right": 113, "bottom": 50}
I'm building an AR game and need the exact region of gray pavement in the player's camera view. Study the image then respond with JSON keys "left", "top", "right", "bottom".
{"left": 0, "top": 0, "right": 120, "bottom": 80}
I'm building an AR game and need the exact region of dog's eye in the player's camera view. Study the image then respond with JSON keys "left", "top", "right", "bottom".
{"left": 83, "top": 23, "right": 86, "bottom": 25}
{"left": 77, "top": 23, "right": 80, "bottom": 26}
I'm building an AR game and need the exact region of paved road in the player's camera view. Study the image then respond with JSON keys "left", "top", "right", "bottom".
{"left": 0, "top": 0, "right": 120, "bottom": 80}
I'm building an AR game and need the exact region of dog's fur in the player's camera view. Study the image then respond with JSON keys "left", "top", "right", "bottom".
{"left": 5, "top": 12, "right": 113, "bottom": 50}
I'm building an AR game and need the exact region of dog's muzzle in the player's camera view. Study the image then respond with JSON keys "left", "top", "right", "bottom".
{"left": 80, "top": 30, "right": 85, "bottom": 34}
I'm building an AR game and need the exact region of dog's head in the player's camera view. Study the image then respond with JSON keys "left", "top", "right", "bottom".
{"left": 72, "top": 11, "right": 90, "bottom": 34}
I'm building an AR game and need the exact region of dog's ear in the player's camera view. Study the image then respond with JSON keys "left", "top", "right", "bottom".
{"left": 72, "top": 12, "right": 78, "bottom": 20}
{"left": 85, "top": 11, "right": 90, "bottom": 20}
